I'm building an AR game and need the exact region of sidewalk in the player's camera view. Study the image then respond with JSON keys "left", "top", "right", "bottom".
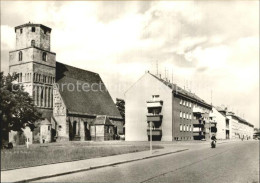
{"left": 1, "top": 146, "right": 188, "bottom": 183}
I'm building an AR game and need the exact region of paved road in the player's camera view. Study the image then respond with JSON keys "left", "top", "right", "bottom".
{"left": 34, "top": 141, "right": 259, "bottom": 183}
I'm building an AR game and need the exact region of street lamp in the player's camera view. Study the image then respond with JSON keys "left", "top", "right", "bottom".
{"left": 150, "top": 121, "right": 152, "bottom": 155}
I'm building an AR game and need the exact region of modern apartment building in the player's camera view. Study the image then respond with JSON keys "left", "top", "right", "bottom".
{"left": 125, "top": 71, "right": 212, "bottom": 141}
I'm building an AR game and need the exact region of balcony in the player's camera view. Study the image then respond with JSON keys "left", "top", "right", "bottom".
{"left": 193, "top": 127, "right": 203, "bottom": 133}
{"left": 193, "top": 132, "right": 203, "bottom": 136}
{"left": 192, "top": 106, "right": 204, "bottom": 114}
{"left": 209, "top": 119, "right": 217, "bottom": 124}
{"left": 146, "top": 100, "right": 163, "bottom": 108}
{"left": 147, "top": 114, "right": 163, "bottom": 122}
{"left": 193, "top": 119, "right": 205, "bottom": 126}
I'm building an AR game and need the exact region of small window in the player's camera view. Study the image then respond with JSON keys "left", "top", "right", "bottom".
{"left": 180, "top": 111, "right": 182, "bottom": 118}
{"left": 180, "top": 124, "right": 182, "bottom": 132}
{"left": 180, "top": 99, "right": 182, "bottom": 105}
{"left": 42, "top": 52, "right": 47, "bottom": 61}
{"left": 32, "top": 27, "right": 35, "bottom": 32}
{"left": 31, "top": 40, "right": 35, "bottom": 47}
{"left": 18, "top": 51, "right": 23, "bottom": 61}
{"left": 20, "top": 29, "right": 23, "bottom": 34}
{"left": 44, "top": 30, "right": 47, "bottom": 34}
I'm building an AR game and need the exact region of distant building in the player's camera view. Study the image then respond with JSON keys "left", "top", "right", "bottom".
{"left": 125, "top": 71, "right": 212, "bottom": 141}
{"left": 8, "top": 23, "right": 123, "bottom": 144}
{"left": 211, "top": 106, "right": 254, "bottom": 140}
{"left": 210, "top": 106, "right": 230, "bottom": 140}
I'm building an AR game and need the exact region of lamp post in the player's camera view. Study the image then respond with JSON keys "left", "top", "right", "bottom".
{"left": 150, "top": 121, "right": 152, "bottom": 155}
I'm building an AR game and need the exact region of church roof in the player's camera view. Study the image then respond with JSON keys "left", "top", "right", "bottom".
{"left": 40, "top": 118, "right": 51, "bottom": 125}
{"left": 55, "top": 62, "right": 122, "bottom": 120}
{"left": 92, "top": 115, "right": 114, "bottom": 126}
{"left": 15, "top": 22, "right": 52, "bottom": 32}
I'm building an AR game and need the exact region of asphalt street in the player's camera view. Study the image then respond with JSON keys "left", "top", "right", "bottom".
{"left": 33, "top": 141, "right": 259, "bottom": 183}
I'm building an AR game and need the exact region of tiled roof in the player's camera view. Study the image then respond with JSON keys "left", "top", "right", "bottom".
{"left": 40, "top": 118, "right": 51, "bottom": 125}
{"left": 149, "top": 73, "right": 211, "bottom": 108}
{"left": 92, "top": 115, "right": 114, "bottom": 126}
{"left": 227, "top": 112, "right": 254, "bottom": 127}
{"left": 15, "top": 23, "right": 51, "bottom": 32}
{"left": 55, "top": 62, "right": 122, "bottom": 120}
{"left": 38, "top": 108, "right": 53, "bottom": 121}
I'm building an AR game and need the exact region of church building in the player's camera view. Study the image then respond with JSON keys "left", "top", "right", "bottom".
{"left": 8, "top": 23, "right": 123, "bottom": 144}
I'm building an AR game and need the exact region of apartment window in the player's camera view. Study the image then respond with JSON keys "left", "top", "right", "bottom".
{"left": 180, "top": 99, "right": 182, "bottom": 105}
{"left": 32, "top": 27, "right": 35, "bottom": 32}
{"left": 20, "top": 29, "right": 23, "bottom": 34}
{"left": 190, "top": 102, "right": 192, "bottom": 108}
{"left": 18, "top": 51, "right": 23, "bottom": 61}
{"left": 180, "top": 124, "right": 183, "bottom": 132}
{"left": 180, "top": 111, "right": 182, "bottom": 118}
{"left": 183, "top": 100, "right": 186, "bottom": 106}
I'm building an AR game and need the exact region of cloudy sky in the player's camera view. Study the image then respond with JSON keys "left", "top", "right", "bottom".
{"left": 1, "top": 1, "right": 259, "bottom": 127}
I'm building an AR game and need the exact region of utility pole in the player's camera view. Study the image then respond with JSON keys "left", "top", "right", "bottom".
{"left": 150, "top": 121, "right": 152, "bottom": 154}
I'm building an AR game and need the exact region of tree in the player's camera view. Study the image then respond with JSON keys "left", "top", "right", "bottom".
{"left": 0, "top": 72, "right": 42, "bottom": 147}
{"left": 115, "top": 98, "right": 125, "bottom": 123}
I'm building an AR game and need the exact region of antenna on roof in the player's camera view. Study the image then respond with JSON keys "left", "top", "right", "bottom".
{"left": 164, "top": 67, "right": 166, "bottom": 79}
{"left": 211, "top": 89, "right": 212, "bottom": 105}
{"left": 156, "top": 60, "right": 158, "bottom": 76}
{"left": 171, "top": 67, "right": 173, "bottom": 84}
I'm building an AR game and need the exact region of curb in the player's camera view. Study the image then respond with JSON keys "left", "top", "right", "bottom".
{"left": 14, "top": 149, "right": 188, "bottom": 183}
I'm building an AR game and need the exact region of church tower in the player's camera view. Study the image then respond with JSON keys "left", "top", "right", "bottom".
{"left": 9, "top": 23, "right": 56, "bottom": 128}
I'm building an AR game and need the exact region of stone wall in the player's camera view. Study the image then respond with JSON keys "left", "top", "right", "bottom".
{"left": 15, "top": 25, "right": 51, "bottom": 51}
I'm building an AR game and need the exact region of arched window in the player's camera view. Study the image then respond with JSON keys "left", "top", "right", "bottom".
{"left": 18, "top": 51, "right": 22, "bottom": 61}
{"left": 31, "top": 40, "right": 35, "bottom": 47}
{"left": 42, "top": 52, "right": 47, "bottom": 61}
{"left": 41, "top": 87, "right": 44, "bottom": 106}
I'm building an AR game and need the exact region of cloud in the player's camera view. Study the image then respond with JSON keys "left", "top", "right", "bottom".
{"left": 1, "top": 1, "right": 259, "bottom": 127}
